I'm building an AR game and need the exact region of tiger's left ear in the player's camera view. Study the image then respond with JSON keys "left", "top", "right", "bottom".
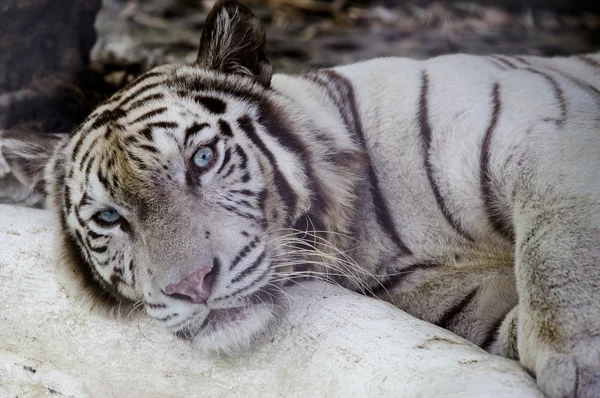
{"left": 1, "top": 130, "right": 64, "bottom": 193}
{"left": 196, "top": 0, "right": 272, "bottom": 87}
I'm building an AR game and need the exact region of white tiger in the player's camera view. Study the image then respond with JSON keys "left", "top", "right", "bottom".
{"left": 2, "top": 1, "right": 599, "bottom": 396}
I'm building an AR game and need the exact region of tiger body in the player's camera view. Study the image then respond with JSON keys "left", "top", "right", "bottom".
{"left": 2, "top": 1, "right": 599, "bottom": 397}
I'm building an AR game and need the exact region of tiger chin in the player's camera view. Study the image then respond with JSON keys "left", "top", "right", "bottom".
{"left": 2, "top": 0, "right": 600, "bottom": 396}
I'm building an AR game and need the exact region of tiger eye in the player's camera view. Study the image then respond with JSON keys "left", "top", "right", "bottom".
{"left": 193, "top": 147, "right": 214, "bottom": 169}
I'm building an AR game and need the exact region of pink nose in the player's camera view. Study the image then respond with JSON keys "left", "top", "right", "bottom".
{"left": 164, "top": 266, "right": 215, "bottom": 304}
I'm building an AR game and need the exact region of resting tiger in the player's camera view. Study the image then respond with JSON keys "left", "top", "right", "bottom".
{"left": 2, "top": 1, "right": 599, "bottom": 396}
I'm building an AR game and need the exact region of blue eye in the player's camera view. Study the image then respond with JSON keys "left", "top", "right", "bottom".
{"left": 95, "top": 208, "right": 121, "bottom": 225}
{"left": 193, "top": 146, "right": 214, "bottom": 169}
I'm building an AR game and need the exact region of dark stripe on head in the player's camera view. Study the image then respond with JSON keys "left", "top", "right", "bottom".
{"left": 218, "top": 203, "right": 259, "bottom": 222}
{"left": 235, "top": 144, "right": 248, "bottom": 170}
{"left": 194, "top": 96, "right": 227, "bottom": 114}
{"left": 184, "top": 123, "right": 209, "bottom": 146}
{"left": 216, "top": 147, "right": 232, "bottom": 174}
{"left": 218, "top": 119, "right": 234, "bottom": 137}
{"left": 64, "top": 185, "right": 72, "bottom": 211}
{"left": 71, "top": 134, "right": 85, "bottom": 162}
{"left": 213, "top": 265, "right": 271, "bottom": 302}
{"left": 230, "top": 251, "right": 266, "bottom": 284}
{"left": 117, "top": 82, "right": 162, "bottom": 108}
{"left": 237, "top": 115, "right": 298, "bottom": 222}
{"left": 480, "top": 83, "right": 515, "bottom": 242}
{"left": 89, "top": 109, "right": 127, "bottom": 131}
{"left": 139, "top": 128, "right": 153, "bottom": 142}
{"left": 230, "top": 237, "right": 260, "bottom": 271}
{"left": 131, "top": 107, "right": 167, "bottom": 124}
{"left": 419, "top": 71, "right": 474, "bottom": 242}
{"left": 436, "top": 288, "right": 479, "bottom": 329}
{"left": 254, "top": 101, "right": 330, "bottom": 229}
{"left": 127, "top": 93, "right": 165, "bottom": 111}
{"left": 147, "top": 121, "right": 178, "bottom": 130}
{"left": 62, "top": 228, "right": 126, "bottom": 307}
{"left": 138, "top": 144, "right": 158, "bottom": 154}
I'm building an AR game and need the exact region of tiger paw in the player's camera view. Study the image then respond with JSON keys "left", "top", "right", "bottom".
{"left": 525, "top": 339, "right": 600, "bottom": 398}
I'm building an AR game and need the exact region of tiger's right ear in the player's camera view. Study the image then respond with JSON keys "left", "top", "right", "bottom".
{"left": 1, "top": 130, "right": 64, "bottom": 193}
{"left": 196, "top": 0, "right": 272, "bottom": 86}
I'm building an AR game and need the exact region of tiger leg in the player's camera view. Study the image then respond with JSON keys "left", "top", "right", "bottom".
{"left": 374, "top": 259, "right": 519, "bottom": 357}
{"left": 512, "top": 193, "right": 600, "bottom": 398}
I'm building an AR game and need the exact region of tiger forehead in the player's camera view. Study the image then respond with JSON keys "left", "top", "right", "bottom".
{"left": 73, "top": 71, "right": 268, "bottom": 146}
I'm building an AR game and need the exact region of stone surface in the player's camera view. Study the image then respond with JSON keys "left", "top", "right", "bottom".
{"left": 0, "top": 203, "right": 543, "bottom": 397}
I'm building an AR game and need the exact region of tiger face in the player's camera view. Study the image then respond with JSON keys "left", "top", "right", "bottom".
{"left": 2, "top": 0, "right": 348, "bottom": 352}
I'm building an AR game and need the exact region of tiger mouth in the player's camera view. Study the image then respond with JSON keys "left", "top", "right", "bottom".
{"left": 173, "top": 285, "right": 281, "bottom": 342}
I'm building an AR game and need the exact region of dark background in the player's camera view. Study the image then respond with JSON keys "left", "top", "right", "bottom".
{"left": 1, "top": 0, "right": 599, "bottom": 205}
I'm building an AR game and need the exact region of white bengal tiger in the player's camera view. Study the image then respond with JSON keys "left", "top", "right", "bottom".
{"left": 2, "top": 1, "right": 599, "bottom": 396}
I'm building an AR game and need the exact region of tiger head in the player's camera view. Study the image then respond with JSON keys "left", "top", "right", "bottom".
{"left": 2, "top": 0, "right": 363, "bottom": 352}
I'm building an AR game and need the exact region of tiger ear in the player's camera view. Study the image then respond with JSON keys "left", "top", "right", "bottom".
{"left": 196, "top": 0, "right": 272, "bottom": 87}
{"left": 1, "top": 130, "right": 64, "bottom": 193}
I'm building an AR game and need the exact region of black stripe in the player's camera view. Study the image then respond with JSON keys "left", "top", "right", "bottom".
{"left": 223, "top": 164, "right": 236, "bottom": 178}
{"left": 122, "top": 71, "right": 163, "bottom": 91}
{"left": 89, "top": 109, "right": 127, "bottom": 131}
{"left": 322, "top": 70, "right": 413, "bottom": 255}
{"left": 436, "top": 288, "right": 478, "bottom": 329}
{"left": 138, "top": 144, "right": 158, "bottom": 154}
{"left": 146, "top": 302, "right": 167, "bottom": 309}
{"left": 513, "top": 56, "right": 531, "bottom": 66}
{"left": 257, "top": 102, "right": 330, "bottom": 229}
{"left": 577, "top": 55, "right": 600, "bottom": 68}
{"left": 237, "top": 115, "right": 298, "bottom": 222}
{"left": 213, "top": 265, "right": 271, "bottom": 302}
{"left": 156, "top": 313, "right": 178, "bottom": 322}
{"left": 216, "top": 147, "right": 232, "bottom": 174}
{"left": 127, "top": 93, "right": 165, "bottom": 111}
{"left": 218, "top": 203, "right": 259, "bottom": 221}
{"left": 230, "top": 251, "right": 266, "bottom": 284}
{"left": 230, "top": 237, "right": 260, "bottom": 271}
{"left": 184, "top": 122, "right": 209, "bottom": 146}
{"left": 169, "top": 74, "right": 264, "bottom": 106}
{"left": 139, "top": 128, "right": 153, "bottom": 142}
{"left": 419, "top": 70, "right": 474, "bottom": 242}
{"left": 194, "top": 96, "right": 227, "bottom": 114}
{"left": 480, "top": 83, "right": 515, "bottom": 242}
{"left": 491, "top": 55, "right": 518, "bottom": 69}
{"left": 230, "top": 189, "right": 255, "bottom": 196}
{"left": 117, "top": 82, "right": 162, "bottom": 108}
{"left": 523, "top": 68, "right": 567, "bottom": 125}
{"left": 480, "top": 308, "right": 512, "bottom": 351}
{"left": 147, "top": 121, "right": 178, "bottom": 130}
{"left": 87, "top": 230, "right": 102, "bottom": 239}
{"left": 235, "top": 144, "right": 248, "bottom": 170}
{"left": 218, "top": 119, "right": 234, "bottom": 137}
{"left": 129, "top": 259, "right": 136, "bottom": 286}
{"left": 70, "top": 134, "right": 85, "bottom": 162}
{"left": 64, "top": 185, "right": 72, "bottom": 211}
{"left": 131, "top": 107, "right": 167, "bottom": 124}
{"left": 369, "top": 263, "right": 440, "bottom": 298}
{"left": 88, "top": 241, "right": 108, "bottom": 254}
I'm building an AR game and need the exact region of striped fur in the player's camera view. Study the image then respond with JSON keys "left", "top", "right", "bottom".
{"left": 2, "top": 1, "right": 599, "bottom": 396}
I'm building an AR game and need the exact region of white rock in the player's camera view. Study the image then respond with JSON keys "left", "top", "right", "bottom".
{"left": 0, "top": 203, "right": 542, "bottom": 397}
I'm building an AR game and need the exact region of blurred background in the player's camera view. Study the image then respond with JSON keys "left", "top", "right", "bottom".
{"left": 1, "top": 0, "right": 599, "bottom": 205}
